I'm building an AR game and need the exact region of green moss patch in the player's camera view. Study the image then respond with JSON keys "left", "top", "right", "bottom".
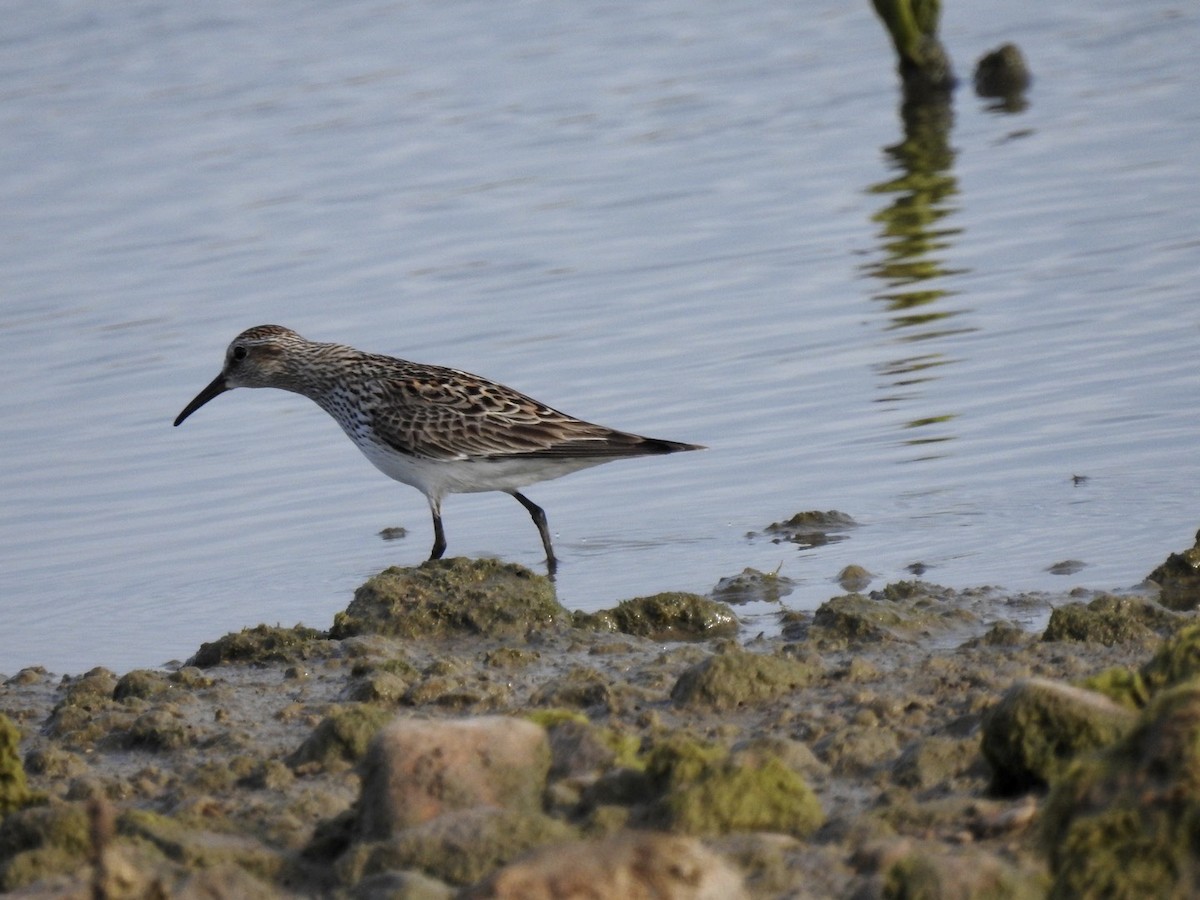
{"left": 331, "top": 559, "right": 564, "bottom": 640}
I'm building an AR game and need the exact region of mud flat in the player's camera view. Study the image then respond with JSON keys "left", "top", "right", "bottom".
{"left": 4, "top": 540, "right": 1200, "bottom": 899}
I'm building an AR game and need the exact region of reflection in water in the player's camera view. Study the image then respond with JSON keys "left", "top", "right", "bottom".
{"left": 863, "top": 90, "right": 972, "bottom": 459}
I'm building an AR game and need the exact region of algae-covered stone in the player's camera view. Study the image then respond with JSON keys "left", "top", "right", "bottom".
{"left": 1146, "top": 528, "right": 1200, "bottom": 611}
{"left": 712, "top": 568, "right": 797, "bottom": 605}
{"left": 881, "top": 843, "right": 1044, "bottom": 900}
{"left": 0, "top": 802, "right": 92, "bottom": 891}
{"left": 118, "top": 808, "right": 284, "bottom": 884}
{"left": 357, "top": 716, "right": 551, "bottom": 839}
{"left": 670, "top": 649, "right": 819, "bottom": 710}
{"left": 980, "top": 678, "right": 1137, "bottom": 794}
{"left": 113, "top": 669, "right": 173, "bottom": 702}
{"left": 763, "top": 510, "right": 857, "bottom": 547}
{"left": 578, "top": 592, "right": 738, "bottom": 641}
{"left": 644, "top": 734, "right": 823, "bottom": 838}
{"left": 0, "top": 715, "right": 34, "bottom": 816}
{"left": 332, "top": 559, "right": 564, "bottom": 640}
{"left": 1042, "top": 594, "right": 1176, "bottom": 646}
{"left": 289, "top": 703, "right": 393, "bottom": 772}
{"left": 530, "top": 666, "right": 614, "bottom": 710}
{"left": 1041, "top": 681, "right": 1200, "bottom": 899}
{"left": 891, "top": 736, "right": 980, "bottom": 790}
{"left": 1079, "top": 667, "right": 1149, "bottom": 709}
{"left": 189, "top": 623, "right": 328, "bottom": 668}
{"left": 125, "top": 706, "right": 195, "bottom": 752}
{"left": 344, "top": 807, "right": 574, "bottom": 887}
{"left": 462, "top": 831, "right": 749, "bottom": 900}
{"left": 1141, "top": 622, "right": 1200, "bottom": 693}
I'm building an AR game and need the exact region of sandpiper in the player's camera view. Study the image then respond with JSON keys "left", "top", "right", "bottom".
{"left": 173, "top": 325, "right": 703, "bottom": 571}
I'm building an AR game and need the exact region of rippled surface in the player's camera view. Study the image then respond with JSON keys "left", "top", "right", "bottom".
{"left": 2, "top": 0, "right": 1198, "bottom": 673}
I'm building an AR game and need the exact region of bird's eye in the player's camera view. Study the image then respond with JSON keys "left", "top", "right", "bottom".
{"left": 232, "top": 346, "right": 248, "bottom": 362}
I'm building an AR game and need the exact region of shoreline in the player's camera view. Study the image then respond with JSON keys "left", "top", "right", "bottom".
{"left": 3, "top": 547, "right": 1199, "bottom": 898}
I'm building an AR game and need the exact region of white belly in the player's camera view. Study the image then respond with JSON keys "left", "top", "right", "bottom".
{"left": 354, "top": 435, "right": 610, "bottom": 500}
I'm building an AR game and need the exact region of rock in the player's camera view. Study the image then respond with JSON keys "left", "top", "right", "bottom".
{"left": 1146, "top": 529, "right": 1200, "bottom": 610}
{"left": 974, "top": 43, "right": 1031, "bottom": 99}
{"left": 980, "top": 678, "right": 1137, "bottom": 794}
{"left": 356, "top": 716, "right": 550, "bottom": 839}
{"left": 1140, "top": 622, "right": 1200, "bottom": 692}
{"left": 343, "top": 807, "right": 572, "bottom": 887}
{"left": 1042, "top": 681, "right": 1200, "bottom": 897}
{"left": 644, "top": 734, "right": 823, "bottom": 838}
{"left": 331, "top": 559, "right": 564, "bottom": 640}
{"left": 712, "top": 568, "right": 796, "bottom": 605}
{"left": 288, "top": 704, "right": 393, "bottom": 773}
{"left": 0, "top": 715, "right": 35, "bottom": 815}
{"left": 874, "top": 841, "right": 1043, "bottom": 900}
{"left": 189, "top": 623, "right": 329, "bottom": 668}
{"left": 670, "top": 649, "right": 820, "bottom": 710}
{"left": 1042, "top": 594, "right": 1177, "bottom": 646}
{"left": 352, "top": 869, "right": 454, "bottom": 899}
{"left": 762, "top": 510, "right": 857, "bottom": 547}
{"left": 811, "top": 583, "right": 979, "bottom": 644}
{"left": 461, "top": 831, "right": 749, "bottom": 900}
{"left": 112, "top": 669, "right": 172, "bottom": 702}
{"left": 576, "top": 593, "right": 739, "bottom": 641}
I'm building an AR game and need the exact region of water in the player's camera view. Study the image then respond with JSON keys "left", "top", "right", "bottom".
{"left": 2, "top": 0, "right": 1198, "bottom": 674}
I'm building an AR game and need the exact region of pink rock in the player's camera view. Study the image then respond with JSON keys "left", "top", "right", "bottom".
{"left": 462, "top": 831, "right": 749, "bottom": 900}
{"left": 357, "top": 716, "right": 550, "bottom": 838}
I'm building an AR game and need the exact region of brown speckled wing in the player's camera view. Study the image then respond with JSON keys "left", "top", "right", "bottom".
{"left": 366, "top": 363, "right": 639, "bottom": 461}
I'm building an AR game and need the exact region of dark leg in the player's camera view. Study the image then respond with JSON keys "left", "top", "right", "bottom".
{"left": 429, "top": 498, "right": 447, "bottom": 560}
{"left": 511, "top": 491, "right": 556, "bottom": 573}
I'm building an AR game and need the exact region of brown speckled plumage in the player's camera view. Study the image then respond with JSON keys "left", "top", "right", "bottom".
{"left": 174, "top": 325, "right": 702, "bottom": 571}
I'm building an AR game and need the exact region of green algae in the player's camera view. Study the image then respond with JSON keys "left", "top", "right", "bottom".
{"left": 643, "top": 734, "right": 823, "bottom": 838}
{"left": 575, "top": 592, "right": 739, "bottom": 641}
{"left": 189, "top": 623, "right": 328, "bottom": 668}
{"left": 332, "top": 558, "right": 565, "bottom": 640}
{"left": 0, "top": 715, "right": 35, "bottom": 816}
{"left": 1041, "top": 681, "right": 1200, "bottom": 898}
{"left": 1042, "top": 595, "right": 1177, "bottom": 646}
{"left": 670, "top": 648, "right": 820, "bottom": 710}
{"left": 1141, "top": 622, "right": 1200, "bottom": 693}
{"left": 341, "top": 808, "right": 574, "bottom": 887}
{"left": 1080, "top": 667, "right": 1150, "bottom": 710}
{"left": 981, "top": 678, "right": 1137, "bottom": 794}
{"left": 0, "top": 802, "right": 92, "bottom": 891}
{"left": 288, "top": 703, "right": 393, "bottom": 772}
{"left": 712, "top": 567, "right": 797, "bottom": 605}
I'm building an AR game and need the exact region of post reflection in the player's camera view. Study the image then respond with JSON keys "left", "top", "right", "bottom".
{"left": 863, "top": 89, "right": 972, "bottom": 460}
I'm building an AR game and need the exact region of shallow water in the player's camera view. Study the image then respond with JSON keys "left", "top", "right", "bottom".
{"left": 2, "top": 0, "right": 1198, "bottom": 674}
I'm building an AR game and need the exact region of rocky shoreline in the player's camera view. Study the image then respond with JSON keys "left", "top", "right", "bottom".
{"left": 5, "top": 535, "right": 1200, "bottom": 899}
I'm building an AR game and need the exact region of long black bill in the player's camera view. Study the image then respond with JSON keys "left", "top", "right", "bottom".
{"left": 174, "top": 374, "right": 230, "bottom": 426}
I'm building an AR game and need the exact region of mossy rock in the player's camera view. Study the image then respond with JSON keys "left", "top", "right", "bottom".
{"left": 1041, "top": 681, "right": 1200, "bottom": 898}
{"left": 0, "top": 802, "right": 92, "bottom": 890}
{"left": 113, "top": 669, "right": 173, "bottom": 702}
{"left": 670, "top": 649, "right": 820, "bottom": 710}
{"left": 575, "top": 592, "right": 738, "bottom": 641}
{"left": 0, "top": 715, "right": 34, "bottom": 816}
{"left": 763, "top": 510, "right": 857, "bottom": 546}
{"left": 643, "top": 734, "right": 822, "bottom": 838}
{"left": 530, "top": 667, "right": 614, "bottom": 710}
{"left": 340, "top": 807, "right": 574, "bottom": 887}
{"left": 189, "top": 623, "right": 328, "bottom": 668}
{"left": 882, "top": 844, "right": 1045, "bottom": 900}
{"left": 1042, "top": 595, "right": 1177, "bottom": 646}
{"left": 712, "top": 568, "right": 797, "bottom": 605}
{"left": 1141, "top": 623, "right": 1200, "bottom": 693}
{"left": 117, "top": 809, "right": 284, "bottom": 883}
{"left": 288, "top": 703, "right": 393, "bottom": 772}
{"left": 1079, "top": 667, "right": 1150, "bottom": 709}
{"left": 980, "top": 678, "right": 1137, "bottom": 794}
{"left": 1146, "top": 529, "right": 1200, "bottom": 611}
{"left": 331, "top": 559, "right": 565, "bottom": 640}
